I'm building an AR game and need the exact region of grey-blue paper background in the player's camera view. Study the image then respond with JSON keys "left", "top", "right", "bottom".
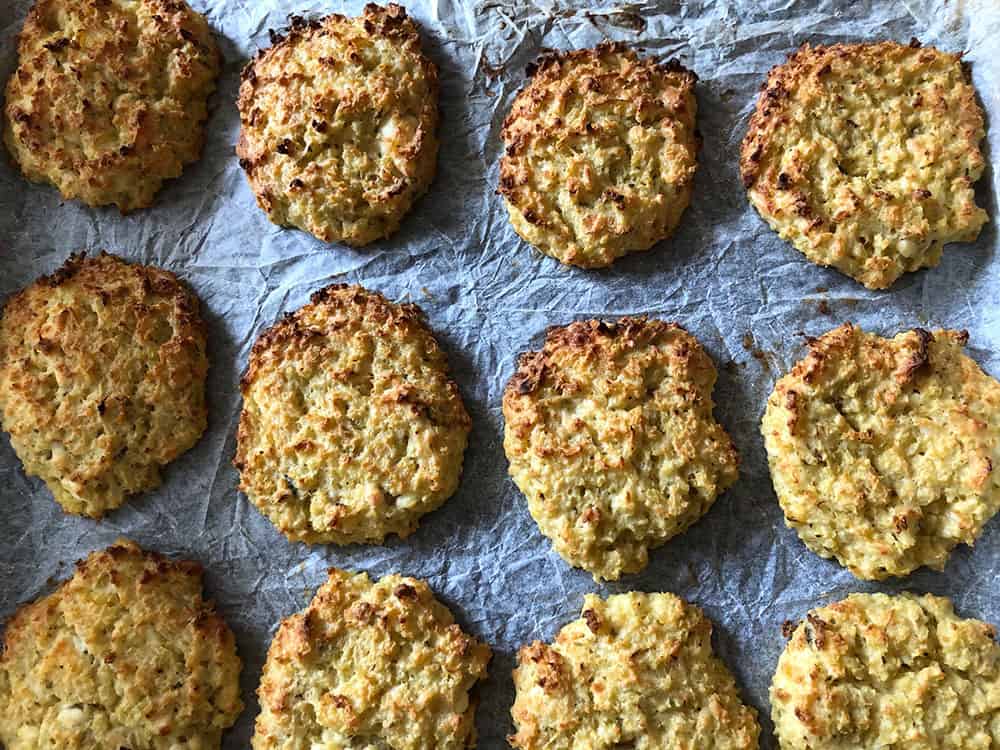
{"left": 1, "top": 0, "right": 998, "bottom": 747}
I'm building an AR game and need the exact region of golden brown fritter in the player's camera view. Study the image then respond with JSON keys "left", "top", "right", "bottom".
{"left": 0, "top": 539, "right": 243, "bottom": 750}
{"left": 502, "top": 318, "right": 739, "bottom": 580}
{"left": 3, "top": 0, "right": 220, "bottom": 212}
{"left": 762, "top": 323, "right": 1000, "bottom": 579}
{"left": 741, "top": 40, "right": 987, "bottom": 289}
{"left": 252, "top": 568, "right": 491, "bottom": 750}
{"left": 234, "top": 284, "right": 470, "bottom": 545}
{"left": 510, "top": 592, "right": 760, "bottom": 750}
{"left": 771, "top": 593, "right": 1000, "bottom": 750}
{"left": 0, "top": 252, "right": 209, "bottom": 518}
{"left": 237, "top": 4, "right": 439, "bottom": 246}
{"left": 499, "top": 43, "right": 699, "bottom": 268}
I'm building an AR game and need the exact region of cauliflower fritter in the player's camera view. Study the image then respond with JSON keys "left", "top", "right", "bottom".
{"left": 499, "top": 43, "right": 699, "bottom": 268}
{"left": 503, "top": 318, "right": 738, "bottom": 580}
{"left": 741, "top": 40, "right": 987, "bottom": 289}
{"left": 763, "top": 323, "right": 1000, "bottom": 579}
{"left": 237, "top": 4, "right": 439, "bottom": 246}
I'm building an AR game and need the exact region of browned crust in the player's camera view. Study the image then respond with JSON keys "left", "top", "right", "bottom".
{"left": 2, "top": 251, "right": 205, "bottom": 347}
{"left": 237, "top": 283, "right": 434, "bottom": 396}
{"left": 30, "top": 249, "right": 195, "bottom": 299}
{"left": 519, "top": 41, "right": 697, "bottom": 88}
{"left": 239, "top": 3, "right": 420, "bottom": 90}
{"left": 740, "top": 39, "right": 973, "bottom": 189}
{"left": 2, "top": 540, "right": 198, "bottom": 636}
{"left": 514, "top": 641, "right": 566, "bottom": 693}
{"left": 897, "top": 327, "right": 933, "bottom": 383}
{"left": 500, "top": 41, "right": 697, "bottom": 167}
{"left": 777, "top": 323, "right": 963, "bottom": 400}
{"left": 774, "top": 322, "right": 936, "bottom": 434}
{"left": 1, "top": 538, "right": 236, "bottom": 680}
{"left": 773, "top": 323, "right": 954, "bottom": 434}
{"left": 504, "top": 317, "right": 688, "bottom": 400}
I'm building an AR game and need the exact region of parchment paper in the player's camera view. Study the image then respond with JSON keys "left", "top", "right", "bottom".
{"left": 1, "top": 0, "right": 998, "bottom": 747}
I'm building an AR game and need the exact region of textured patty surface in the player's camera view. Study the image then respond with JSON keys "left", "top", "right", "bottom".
{"left": 0, "top": 539, "right": 243, "bottom": 750}
{"left": 499, "top": 42, "right": 699, "bottom": 268}
{"left": 0, "top": 252, "right": 209, "bottom": 518}
{"left": 510, "top": 592, "right": 760, "bottom": 750}
{"left": 3, "top": 0, "right": 220, "bottom": 212}
{"left": 252, "top": 568, "right": 491, "bottom": 750}
{"left": 771, "top": 593, "right": 1000, "bottom": 749}
{"left": 235, "top": 284, "right": 470, "bottom": 544}
{"left": 237, "top": 4, "right": 438, "bottom": 246}
{"left": 741, "top": 41, "right": 987, "bottom": 289}
{"left": 762, "top": 323, "right": 1000, "bottom": 579}
{"left": 503, "top": 318, "right": 739, "bottom": 580}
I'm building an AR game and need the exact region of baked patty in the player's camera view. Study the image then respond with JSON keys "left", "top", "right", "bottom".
{"left": 237, "top": 4, "right": 439, "bottom": 246}
{"left": 252, "top": 568, "right": 490, "bottom": 750}
{"left": 510, "top": 592, "right": 760, "bottom": 750}
{"left": 772, "top": 592, "right": 1000, "bottom": 749}
{"left": 741, "top": 40, "right": 987, "bottom": 289}
{"left": 503, "top": 318, "right": 738, "bottom": 580}
{"left": 235, "top": 284, "right": 470, "bottom": 544}
{"left": 3, "top": 0, "right": 220, "bottom": 212}
{"left": 499, "top": 43, "right": 699, "bottom": 268}
{"left": 0, "top": 252, "right": 209, "bottom": 518}
{"left": 762, "top": 323, "right": 1000, "bottom": 579}
{"left": 0, "top": 539, "right": 243, "bottom": 749}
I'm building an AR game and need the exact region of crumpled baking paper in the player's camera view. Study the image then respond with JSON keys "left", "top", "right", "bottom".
{"left": 1, "top": 0, "right": 998, "bottom": 746}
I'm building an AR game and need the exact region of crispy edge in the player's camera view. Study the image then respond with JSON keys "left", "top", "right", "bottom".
{"left": 2, "top": 251, "right": 204, "bottom": 323}
{"left": 504, "top": 316, "right": 699, "bottom": 401}
{"left": 235, "top": 282, "right": 446, "bottom": 409}
{"left": 770, "top": 322, "right": 971, "bottom": 437}
{"left": 499, "top": 41, "right": 697, "bottom": 157}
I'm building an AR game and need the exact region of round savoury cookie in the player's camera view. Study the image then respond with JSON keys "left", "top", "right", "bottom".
{"left": 499, "top": 42, "right": 700, "bottom": 268}
{"left": 741, "top": 40, "right": 988, "bottom": 290}
{"left": 236, "top": 4, "right": 439, "bottom": 246}
{"left": 510, "top": 592, "right": 760, "bottom": 750}
{"left": 234, "top": 284, "right": 470, "bottom": 544}
{"left": 3, "top": 0, "right": 220, "bottom": 212}
{"left": 252, "top": 568, "right": 491, "bottom": 750}
{"left": 0, "top": 252, "right": 209, "bottom": 518}
{"left": 503, "top": 318, "right": 739, "bottom": 581}
{"left": 762, "top": 323, "right": 1000, "bottom": 580}
{"left": 0, "top": 539, "right": 243, "bottom": 750}
{"left": 772, "top": 592, "right": 1000, "bottom": 750}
